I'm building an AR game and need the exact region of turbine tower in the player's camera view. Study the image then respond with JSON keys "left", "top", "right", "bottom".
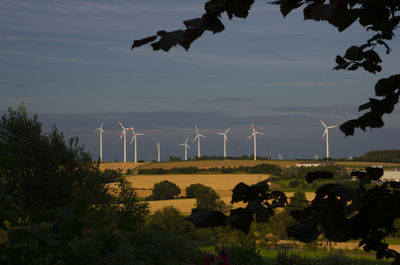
{"left": 320, "top": 120, "right": 337, "bottom": 158}
{"left": 193, "top": 125, "right": 205, "bottom": 158}
{"left": 179, "top": 137, "right": 190, "bottom": 161}
{"left": 217, "top": 128, "right": 230, "bottom": 158}
{"left": 157, "top": 140, "right": 161, "bottom": 162}
{"left": 95, "top": 122, "right": 105, "bottom": 162}
{"left": 129, "top": 124, "right": 144, "bottom": 163}
{"left": 248, "top": 124, "right": 264, "bottom": 160}
{"left": 118, "top": 121, "right": 128, "bottom": 163}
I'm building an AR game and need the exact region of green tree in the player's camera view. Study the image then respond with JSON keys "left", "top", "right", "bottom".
{"left": 186, "top": 183, "right": 226, "bottom": 210}
{"left": 195, "top": 186, "right": 226, "bottom": 210}
{"left": 147, "top": 206, "right": 194, "bottom": 235}
{"left": 150, "top": 180, "right": 181, "bottom": 200}
{"left": 0, "top": 103, "right": 112, "bottom": 215}
{"left": 132, "top": 1, "right": 400, "bottom": 136}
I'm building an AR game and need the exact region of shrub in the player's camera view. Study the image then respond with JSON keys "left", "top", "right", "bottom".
{"left": 150, "top": 180, "right": 181, "bottom": 200}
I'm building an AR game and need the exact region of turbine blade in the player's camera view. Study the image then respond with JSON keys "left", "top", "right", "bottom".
{"left": 193, "top": 136, "right": 198, "bottom": 143}
{"left": 130, "top": 135, "right": 135, "bottom": 144}
{"left": 185, "top": 137, "right": 188, "bottom": 144}
{"left": 248, "top": 133, "right": 254, "bottom": 139}
{"left": 199, "top": 134, "right": 205, "bottom": 138}
{"left": 100, "top": 122, "right": 104, "bottom": 129}
{"left": 320, "top": 120, "right": 327, "bottom": 128}
{"left": 186, "top": 144, "right": 190, "bottom": 149}
{"left": 327, "top": 125, "right": 337, "bottom": 129}
{"left": 136, "top": 133, "right": 144, "bottom": 136}
{"left": 118, "top": 120, "right": 125, "bottom": 130}
{"left": 251, "top": 124, "right": 255, "bottom": 132}
{"left": 225, "top": 128, "right": 230, "bottom": 134}
{"left": 224, "top": 135, "right": 228, "bottom": 142}
{"left": 256, "top": 132, "right": 264, "bottom": 135}
{"left": 322, "top": 129, "right": 327, "bottom": 138}
{"left": 119, "top": 130, "right": 124, "bottom": 141}
{"left": 217, "top": 132, "right": 224, "bottom": 135}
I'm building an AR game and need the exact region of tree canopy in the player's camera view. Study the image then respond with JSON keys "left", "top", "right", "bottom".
{"left": 132, "top": 0, "right": 400, "bottom": 136}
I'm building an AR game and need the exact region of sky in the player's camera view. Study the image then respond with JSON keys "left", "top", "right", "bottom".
{"left": 1, "top": 0, "right": 399, "bottom": 162}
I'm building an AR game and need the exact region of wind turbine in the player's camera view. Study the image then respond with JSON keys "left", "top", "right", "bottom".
{"left": 193, "top": 125, "right": 205, "bottom": 158}
{"left": 320, "top": 120, "right": 337, "bottom": 158}
{"left": 118, "top": 121, "right": 128, "bottom": 163}
{"left": 217, "top": 128, "right": 230, "bottom": 158}
{"left": 179, "top": 137, "right": 190, "bottom": 161}
{"left": 95, "top": 122, "right": 105, "bottom": 162}
{"left": 156, "top": 140, "right": 161, "bottom": 162}
{"left": 129, "top": 124, "right": 144, "bottom": 163}
{"left": 248, "top": 124, "right": 264, "bottom": 160}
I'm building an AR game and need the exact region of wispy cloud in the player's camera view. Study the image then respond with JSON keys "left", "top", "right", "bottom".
{"left": 0, "top": 79, "right": 31, "bottom": 88}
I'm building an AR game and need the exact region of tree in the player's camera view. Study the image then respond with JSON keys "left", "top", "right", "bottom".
{"left": 132, "top": 0, "right": 400, "bottom": 136}
{"left": 0, "top": 103, "right": 112, "bottom": 215}
{"left": 147, "top": 206, "right": 194, "bottom": 235}
{"left": 150, "top": 180, "right": 181, "bottom": 200}
{"left": 185, "top": 183, "right": 209, "bottom": 198}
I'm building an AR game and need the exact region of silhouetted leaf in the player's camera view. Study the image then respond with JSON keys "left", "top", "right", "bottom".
{"left": 305, "top": 171, "right": 334, "bottom": 183}
{"left": 366, "top": 167, "right": 384, "bottom": 181}
{"left": 151, "top": 30, "right": 185, "bottom": 52}
{"left": 344, "top": 46, "right": 363, "bottom": 61}
{"left": 249, "top": 201, "right": 274, "bottom": 222}
{"left": 131, "top": 35, "right": 157, "bottom": 50}
{"left": 226, "top": 207, "right": 253, "bottom": 233}
{"left": 271, "top": 0, "right": 304, "bottom": 17}
{"left": 340, "top": 119, "right": 358, "bottom": 136}
{"left": 231, "top": 182, "right": 250, "bottom": 203}
{"left": 183, "top": 18, "right": 204, "bottom": 29}
{"left": 287, "top": 223, "right": 319, "bottom": 243}
{"left": 364, "top": 50, "right": 382, "bottom": 63}
{"left": 187, "top": 208, "right": 227, "bottom": 227}
{"left": 305, "top": 4, "right": 337, "bottom": 21}
{"left": 180, "top": 29, "right": 204, "bottom": 51}
{"left": 202, "top": 13, "right": 225, "bottom": 33}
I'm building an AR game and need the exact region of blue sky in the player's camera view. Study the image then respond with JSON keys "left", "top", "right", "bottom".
{"left": 1, "top": 0, "right": 399, "bottom": 161}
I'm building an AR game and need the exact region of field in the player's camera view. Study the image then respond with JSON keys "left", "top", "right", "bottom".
{"left": 131, "top": 160, "right": 400, "bottom": 171}
{"left": 124, "top": 173, "right": 316, "bottom": 214}
{"left": 98, "top": 161, "right": 148, "bottom": 172}
{"left": 101, "top": 160, "right": 400, "bottom": 214}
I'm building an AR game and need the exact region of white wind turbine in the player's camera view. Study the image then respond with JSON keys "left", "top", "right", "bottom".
{"left": 320, "top": 120, "right": 337, "bottom": 158}
{"left": 129, "top": 124, "right": 144, "bottom": 163}
{"left": 118, "top": 121, "right": 128, "bottom": 163}
{"left": 156, "top": 140, "right": 161, "bottom": 162}
{"left": 179, "top": 137, "right": 190, "bottom": 161}
{"left": 193, "top": 125, "right": 205, "bottom": 158}
{"left": 95, "top": 122, "right": 105, "bottom": 162}
{"left": 248, "top": 124, "right": 264, "bottom": 160}
{"left": 217, "top": 128, "right": 230, "bottom": 158}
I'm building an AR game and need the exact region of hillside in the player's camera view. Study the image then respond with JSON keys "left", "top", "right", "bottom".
{"left": 354, "top": 150, "right": 400, "bottom": 163}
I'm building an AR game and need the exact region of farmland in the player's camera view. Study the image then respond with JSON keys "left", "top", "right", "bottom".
{"left": 101, "top": 160, "right": 400, "bottom": 214}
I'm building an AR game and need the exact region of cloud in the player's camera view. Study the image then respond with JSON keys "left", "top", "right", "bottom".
{"left": 0, "top": 80, "right": 31, "bottom": 88}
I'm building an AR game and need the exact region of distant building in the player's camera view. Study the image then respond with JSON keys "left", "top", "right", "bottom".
{"left": 380, "top": 170, "right": 400, "bottom": 182}
{"left": 296, "top": 162, "right": 336, "bottom": 167}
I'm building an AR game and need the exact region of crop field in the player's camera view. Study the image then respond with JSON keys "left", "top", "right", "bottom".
{"left": 101, "top": 160, "right": 400, "bottom": 173}
{"left": 123, "top": 173, "right": 316, "bottom": 213}
{"left": 98, "top": 161, "right": 148, "bottom": 172}
{"left": 125, "top": 174, "right": 269, "bottom": 191}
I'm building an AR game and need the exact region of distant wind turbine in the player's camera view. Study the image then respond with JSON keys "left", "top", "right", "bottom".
{"left": 217, "top": 128, "right": 230, "bottom": 158}
{"left": 129, "top": 124, "right": 144, "bottom": 163}
{"left": 248, "top": 124, "right": 264, "bottom": 160}
{"left": 179, "top": 137, "right": 190, "bottom": 161}
{"left": 193, "top": 125, "right": 205, "bottom": 158}
{"left": 95, "top": 122, "right": 105, "bottom": 162}
{"left": 320, "top": 120, "right": 337, "bottom": 158}
{"left": 157, "top": 140, "right": 161, "bottom": 162}
{"left": 118, "top": 121, "right": 128, "bottom": 163}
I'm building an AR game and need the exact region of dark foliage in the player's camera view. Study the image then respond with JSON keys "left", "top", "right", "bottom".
{"left": 150, "top": 180, "right": 181, "bottom": 200}
{"left": 287, "top": 167, "right": 400, "bottom": 263}
{"left": 187, "top": 180, "right": 287, "bottom": 234}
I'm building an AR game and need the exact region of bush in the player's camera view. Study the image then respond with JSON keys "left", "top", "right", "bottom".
{"left": 147, "top": 206, "right": 194, "bottom": 235}
{"left": 150, "top": 180, "right": 181, "bottom": 200}
{"left": 288, "top": 179, "right": 300, "bottom": 188}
